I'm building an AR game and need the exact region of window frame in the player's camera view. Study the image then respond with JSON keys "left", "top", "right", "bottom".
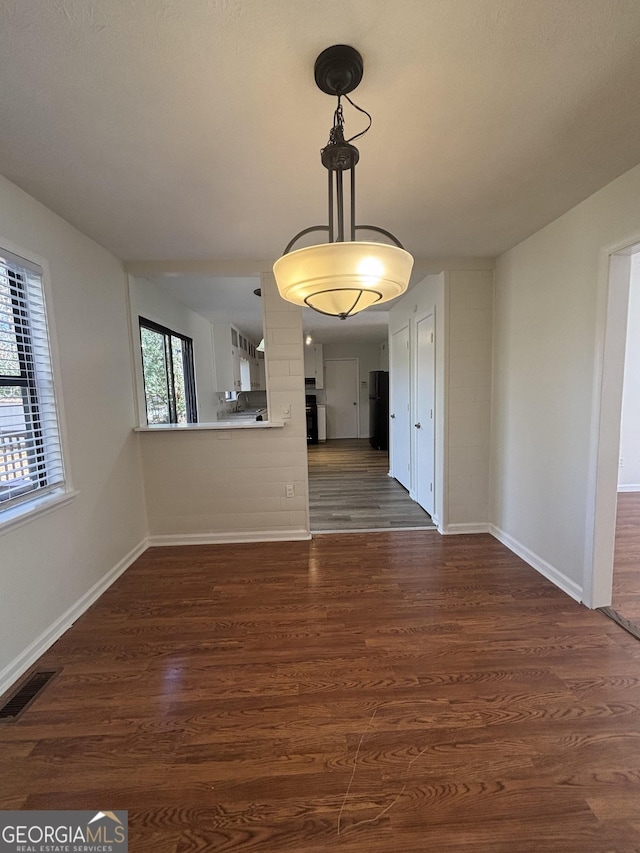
{"left": 138, "top": 317, "right": 197, "bottom": 424}
{"left": 0, "top": 247, "right": 67, "bottom": 521}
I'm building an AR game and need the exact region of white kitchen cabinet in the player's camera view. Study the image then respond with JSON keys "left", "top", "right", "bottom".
{"left": 249, "top": 354, "right": 265, "bottom": 390}
{"left": 212, "top": 323, "right": 242, "bottom": 392}
{"left": 213, "top": 322, "right": 265, "bottom": 393}
{"left": 304, "top": 343, "right": 324, "bottom": 389}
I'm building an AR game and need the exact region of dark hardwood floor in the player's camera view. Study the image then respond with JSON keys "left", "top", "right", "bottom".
{"left": 308, "top": 438, "right": 434, "bottom": 532}
{"left": 3, "top": 532, "right": 640, "bottom": 851}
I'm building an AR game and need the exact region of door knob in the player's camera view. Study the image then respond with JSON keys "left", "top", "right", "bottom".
{"left": 414, "top": 422, "right": 421, "bottom": 429}
{"left": 390, "top": 413, "right": 395, "bottom": 419}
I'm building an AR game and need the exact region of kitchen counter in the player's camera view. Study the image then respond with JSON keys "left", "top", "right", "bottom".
{"left": 135, "top": 419, "right": 282, "bottom": 432}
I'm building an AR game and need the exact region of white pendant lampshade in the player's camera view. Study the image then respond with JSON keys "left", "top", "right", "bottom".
{"left": 274, "top": 241, "right": 413, "bottom": 318}
{"left": 274, "top": 45, "right": 414, "bottom": 320}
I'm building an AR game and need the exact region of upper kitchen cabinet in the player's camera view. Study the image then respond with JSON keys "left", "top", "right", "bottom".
{"left": 212, "top": 322, "right": 265, "bottom": 392}
{"left": 304, "top": 343, "right": 324, "bottom": 389}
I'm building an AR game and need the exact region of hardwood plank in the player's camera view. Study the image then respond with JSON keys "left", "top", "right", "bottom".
{"left": 2, "top": 533, "right": 640, "bottom": 850}
{"left": 308, "top": 438, "right": 435, "bottom": 531}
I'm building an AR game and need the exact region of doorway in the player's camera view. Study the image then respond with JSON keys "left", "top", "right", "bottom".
{"left": 588, "top": 242, "right": 640, "bottom": 611}
{"left": 324, "top": 359, "right": 359, "bottom": 438}
{"left": 593, "top": 248, "right": 640, "bottom": 631}
{"left": 305, "top": 342, "right": 434, "bottom": 534}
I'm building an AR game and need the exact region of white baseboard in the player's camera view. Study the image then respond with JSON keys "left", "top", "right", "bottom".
{"left": 0, "top": 538, "right": 148, "bottom": 698}
{"left": 618, "top": 484, "right": 640, "bottom": 493}
{"left": 147, "top": 529, "right": 312, "bottom": 546}
{"left": 442, "top": 523, "right": 491, "bottom": 535}
{"left": 489, "top": 524, "right": 582, "bottom": 602}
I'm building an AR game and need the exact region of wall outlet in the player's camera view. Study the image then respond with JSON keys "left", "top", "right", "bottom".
{"left": 285, "top": 483, "right": 295, "bottom": 498}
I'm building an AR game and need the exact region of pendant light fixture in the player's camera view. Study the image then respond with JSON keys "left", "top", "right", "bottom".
{"left": 273, "top": 45, "right": 414, "bottom": 320}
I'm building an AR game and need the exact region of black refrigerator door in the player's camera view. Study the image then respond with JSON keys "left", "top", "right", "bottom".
{"left": 369, "top": 370, "right": 379, "bottom": 399}
{"left": 369, "top": 371, "right": 389, "bottom": 450}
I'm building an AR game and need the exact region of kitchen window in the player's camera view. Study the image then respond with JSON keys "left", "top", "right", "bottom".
{"left": 0, "top": 249, "right": 65, "bottom": 515}
{"left": 139, "top": 318, "right": 197, "bottom": 424}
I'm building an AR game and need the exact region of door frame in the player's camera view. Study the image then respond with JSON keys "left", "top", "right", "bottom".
{"left": 324, "top": 357, "right": 360, "bottom": 439}
{"left": 585, "top": 237, "right": 640, "bottom": 608}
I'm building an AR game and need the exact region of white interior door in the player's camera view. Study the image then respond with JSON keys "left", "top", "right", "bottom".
{"left": 325, "top": 359, "right": 359, "bottom": 438}
{"left": 415, "top": 313, "right": 435, "bottom": 515}
{"left": 390, "top": 325, "right": 411, "bottom": 490}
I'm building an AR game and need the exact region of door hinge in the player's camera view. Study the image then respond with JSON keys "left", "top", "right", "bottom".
{"left": 430, "top": 408, "right": 433, "bottom": 418}
{"left": 430, "top": 332, "right": 434, "bottom": 343}
{"left": 430, "top": 482, "right": 433, "bottom": 492}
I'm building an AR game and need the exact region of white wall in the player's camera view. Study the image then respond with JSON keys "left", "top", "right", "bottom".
{"left": 492, "top": 161, "right": 640, "bottom": 602}
{"left": 619, "top": 253, "right": 640, "bottom": 491}
{"left": 447, "top": 271, "right": 494, "bottom": 528}
{"left": 131, "top": 276, "right": 219, "bottom": 423}
{"left": 140, "top": 272, "right": 310, "bottom": 542}
{"left": 390, "top": 268, "right": 493, "bottom": 531}
{"left": 0, "top": 174, "right": 147, "bottom": 692}
{"left": 379, "top": 341, "right": 389, "bottom": 371}
{"left": 322, "top": 341, "right": 383, "bottom": 437}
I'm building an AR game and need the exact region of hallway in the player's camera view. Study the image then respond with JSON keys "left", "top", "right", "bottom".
{"left": 307, "top": 438, "right": 435, "bottom": 532}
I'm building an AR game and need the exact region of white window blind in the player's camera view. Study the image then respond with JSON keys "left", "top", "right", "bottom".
{"left": 0, "top": 249, "right": 65, "bottom": 509}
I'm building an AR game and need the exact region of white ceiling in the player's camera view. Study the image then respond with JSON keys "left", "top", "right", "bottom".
{"left": 3, "top": 1, "right": 640, "bottom": 343}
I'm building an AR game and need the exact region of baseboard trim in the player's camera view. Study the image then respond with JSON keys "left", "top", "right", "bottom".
{"left": 442, "top": 523, "right": 491, "bottom": 535}
{"left": 618, "top": 484, "right": 640, "bottom": 493}
{"left": 147, "top": 529, "right": 312, "bottom": 546}
{"left": 311, "top": 525, "right": 437, "bottom": 536}
{"left": 489, "top": 525, "right": 582, "bottom": 602}
{"left": 0, "top": 538, "right": 148, "bottom": 698}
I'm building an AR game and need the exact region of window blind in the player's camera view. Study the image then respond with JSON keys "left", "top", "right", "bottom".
{"left": 0, "top": 249, "right": 65, "bottom": 508}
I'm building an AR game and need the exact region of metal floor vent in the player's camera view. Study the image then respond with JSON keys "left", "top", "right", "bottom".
{"left": 0, "top": 669, "right": 60, "bottom": 722}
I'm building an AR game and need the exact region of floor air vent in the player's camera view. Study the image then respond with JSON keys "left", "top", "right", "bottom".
{"left": 0, "top": 669, "right": 60, "bottom": 722}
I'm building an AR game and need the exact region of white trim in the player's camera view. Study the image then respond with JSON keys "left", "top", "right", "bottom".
{"left": 147, "top": 529, "right": 311, "bottom": 546}
{"left": 0, "top": 538, "right": 148, "bottom": 698}
{"left": 442, "top": 523, "right": 491, "bottom": 535}
{"left": 585, "top": 238, "right": 640, "bottom": 608}
{"left": 311, "top": 526, "right": 437, "bottom": 536}
{"left": 135, "top": 420, "right": 284, "bottom": 432}
{"left": 618, "top": 484, "right": 640, "bottom": 493}
{"left": 0, "top": 488, "right": 78, "bottom": 537}
{"left": 490, "top": 524, "right": 583, "bottom": 603}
